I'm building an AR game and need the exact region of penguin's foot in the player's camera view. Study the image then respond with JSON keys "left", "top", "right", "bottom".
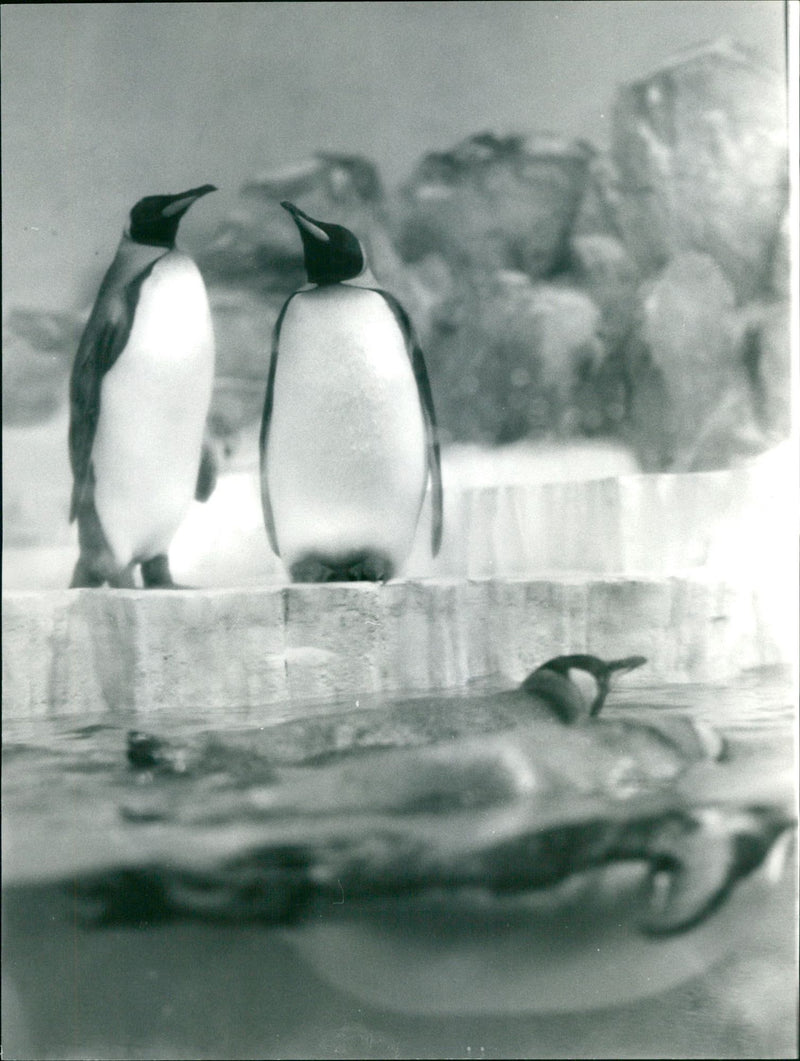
{"left": 290, "top": 552, "right": 395, "bottom": 583}
{"left": 346, "top": 554, "right": 395, "bottom": 582}
{"left": 70, "top": 557, "right": 136, "bottom": 589}
{"left": 73, "top": 503, "right": 136, "bottom": 588}
{"left": 141, "top": 555, "right": 188, "bottom": 589}
{"left": 289, "top": 557, "right": 335, "bottom": 583}
{"left": 109, "top": 566, "right": 137, "bottom": 589}
{"left": 70, "top": 558, "right": 107, "bottom": 588}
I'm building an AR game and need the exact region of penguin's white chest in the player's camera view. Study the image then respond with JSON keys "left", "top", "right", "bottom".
{"left": 92, "top": 252, "right": 215, "bottom": 564}
{"left": 265, "top": 286, "right": 428, "bottom": 569}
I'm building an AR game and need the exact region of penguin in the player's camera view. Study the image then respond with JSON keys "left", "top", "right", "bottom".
{"left": 521, "top": 654, "right": 648, "bottom": 722}
{"left": 259, "top": 201, "right": 443, "bottom": 583}
{"left": 521, "top": 653, "right": 726, "bottom": 759}
{"left": 68, "top": 184, "right": 217, "bottom": 588}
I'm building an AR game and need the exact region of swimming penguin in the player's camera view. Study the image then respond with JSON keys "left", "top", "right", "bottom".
{"left": 259, "top": 201, "right": 443, "bottom": 582}
{"left": 521, "top": 654, "right": 648, "bottom": 722}
{"left": 521, "top": 653, "right": 726, "bottom": 759}
{"left": 68, "top": 184, "right": 217, "bottom": 588}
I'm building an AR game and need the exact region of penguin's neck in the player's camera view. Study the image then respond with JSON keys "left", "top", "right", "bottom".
{"left": 343, "top": 264, "right": 380, "bottom": 288}
{"left": 303, "top": 264, "right": 380, "bottom": 292}
{"left": 114, "top": 233, "right": 172, "bottom": 275}
{"left": 90, "top": 235, "right": 172, "bottom": 310}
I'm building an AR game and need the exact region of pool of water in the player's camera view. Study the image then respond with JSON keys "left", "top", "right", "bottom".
{"left": 2, "top": 667, "right": 797, "bottom": 1059}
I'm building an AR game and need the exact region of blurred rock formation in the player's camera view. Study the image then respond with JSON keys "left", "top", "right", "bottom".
{"left": 612, "top": 39, "right": 788, "bottom": 303}
{"left": 397, "top": 132, "right": 593, "bottom": 278}
{"left": 424, "top": 272, "right": 604, "bottom": 444}
{"left": 3, "top": 39, "right": 790, "bottom": 477}
{"left": 2, "top": 309, "right": 84, "bottom": 426}
{"left": 606, "top": 39, "right": 790, "bottom": 471}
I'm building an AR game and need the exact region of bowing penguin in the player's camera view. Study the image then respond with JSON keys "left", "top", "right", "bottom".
{"left": 260, "top": 201, "right": 442, "bottom": 582}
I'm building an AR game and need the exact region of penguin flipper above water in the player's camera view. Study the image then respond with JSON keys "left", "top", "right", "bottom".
{"left": 368, "top": 288, "right": 443, "bottom": 557}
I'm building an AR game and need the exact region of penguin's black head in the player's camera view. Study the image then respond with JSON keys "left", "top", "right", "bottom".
{"left": 128, "top": 184, "right": 217, "bottom": 248}
{"left": 281, "top": 201, "right": 364, "bottom": 285}
{"left": 521, "top": 654, "right": 647, "bottom": 722}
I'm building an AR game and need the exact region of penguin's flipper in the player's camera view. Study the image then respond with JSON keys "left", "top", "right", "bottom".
{"left": 412, "top": 337, "right": 444, "bottom": 556}
{"left": 259, "top": 294, "right": 298, "bottom": 556}
{"left": 372, "top": 290, "right": 443, "bottom": 556}
{"left": 69, "top": 261, "right": 160, "bottom": 523}
{"left": 195, "top": 432, "right": 218, "bottom": 503}
{"left": 69, "top": 318, "right": 120, "bottom": 522}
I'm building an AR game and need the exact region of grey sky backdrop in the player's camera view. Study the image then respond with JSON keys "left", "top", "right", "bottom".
{"left": 1, "top": 1, "right": 787, "bottom": 312}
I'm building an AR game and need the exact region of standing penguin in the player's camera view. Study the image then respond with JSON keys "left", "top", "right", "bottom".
{"left": 260, "top": 201, "right": 443, "bottom": 582}
{"left": 69, "top": 185, "right": 217, "bottom": 588}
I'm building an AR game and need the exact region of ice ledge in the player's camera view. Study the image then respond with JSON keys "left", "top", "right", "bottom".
{"left": 2, "top": 576, "right": 788, "bottom": 719}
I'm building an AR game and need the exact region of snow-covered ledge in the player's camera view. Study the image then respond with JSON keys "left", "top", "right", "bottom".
{"left": 1, "top": 575, "right": 787, "bottom": 719}
{"left": 3, "top": 436, "right": 794, "bottom": 718}
{"left": 163, "top": 437, "right": 795, "bottom": 584}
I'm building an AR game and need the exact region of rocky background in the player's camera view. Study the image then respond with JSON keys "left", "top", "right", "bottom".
{"left": 3, "top": 40, "right": 791, "bottom": 478}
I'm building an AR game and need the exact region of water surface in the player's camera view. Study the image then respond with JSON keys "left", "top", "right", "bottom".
{"left": 2, "top": 667, "right": 797, "bottom": 1059}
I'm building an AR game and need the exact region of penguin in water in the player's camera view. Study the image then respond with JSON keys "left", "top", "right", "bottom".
{"left": 522, "top": 654, "right": 649, "bottom": 722}
{"left": 522, "top": 653, "right": 726, "bottom": 759}
{"left": 68, "top": 185, "right": 217, "bottom": 588}
{"left": 260, "top": 201, "right": 443, "bottom": 582}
